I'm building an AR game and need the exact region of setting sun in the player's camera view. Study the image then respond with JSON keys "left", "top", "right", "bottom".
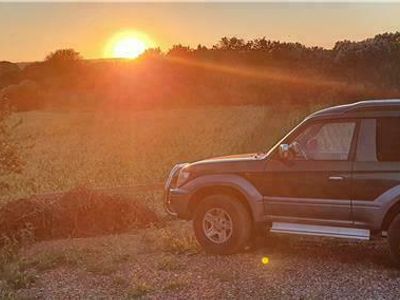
{"left": 104, "top": 30, "right": 154, "bottom": 59}
{"left": 113, "top": 38, "right": 146, "bottom": 59}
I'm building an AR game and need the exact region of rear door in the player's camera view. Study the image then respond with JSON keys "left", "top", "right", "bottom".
{"left": 352, "top": 118, "right": 400, "bottom": 228}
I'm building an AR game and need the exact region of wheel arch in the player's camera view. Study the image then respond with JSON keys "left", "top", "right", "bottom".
{"left": 181, "top": 174, "right": 264, "bottom": 222}
{"left": 382, "top": 199, "right": 400, "bottom": 231}
{"left": 188, "top": 185, "right": 254, "bottom": 221}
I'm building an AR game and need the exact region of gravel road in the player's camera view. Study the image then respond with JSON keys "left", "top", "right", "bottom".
{"left": 10, "top": 223, "right": 400, "bottom": 299}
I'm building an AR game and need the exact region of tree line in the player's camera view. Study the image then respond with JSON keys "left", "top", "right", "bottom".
{"left": 1, "top": 32, "right": 400, "bottom": 111}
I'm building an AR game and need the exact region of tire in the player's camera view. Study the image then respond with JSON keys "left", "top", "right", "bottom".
{"left": 193, "top": 194, "right": 252, "bottom": 255}
{"left": 388, "top": 214, "right": 400, "bottom": 266}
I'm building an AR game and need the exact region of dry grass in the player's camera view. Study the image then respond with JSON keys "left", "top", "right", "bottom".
{"left": 157, "top": 255, "right": 184, "bottom": 271}
{"left": 0, "top": 238, "right": 37, "bottom": 292}
{"left": 140, "top": 221, "right": 199, "bottom": 254}
{"left": 127, "top": 282, "right": 153, "bottom": 299}
{"left": 0, "top": 222, "right": 198, "bottom": 295}
{"left": 2, "top": 105, "right": 314, "bottom": 209}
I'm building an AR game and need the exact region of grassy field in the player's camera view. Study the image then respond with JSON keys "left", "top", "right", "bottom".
{"left": 2, "top": 103, "right": 400, "bottom": 299}
{"left": 3, "top": 104, "right": 316, "bottom": 208}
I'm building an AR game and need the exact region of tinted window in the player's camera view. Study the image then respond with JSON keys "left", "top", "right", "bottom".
{"left": 377, "top": 118, "right": 400, "bottom": 161}
{"left": 292, "top": 121, "right": 356, "bottom": 161}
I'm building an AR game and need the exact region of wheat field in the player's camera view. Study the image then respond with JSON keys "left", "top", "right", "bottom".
{"left": 3, "top": 104, "right": 316, "bottom": 208}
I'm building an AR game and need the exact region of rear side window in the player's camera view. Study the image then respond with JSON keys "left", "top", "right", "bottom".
{"left": 377, "top": 118, "right": 400, "bottom": 161}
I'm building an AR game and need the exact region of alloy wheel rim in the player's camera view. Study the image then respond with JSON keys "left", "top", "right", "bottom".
{"left": 202, "top": 208, "right": 233, "bottom": 244}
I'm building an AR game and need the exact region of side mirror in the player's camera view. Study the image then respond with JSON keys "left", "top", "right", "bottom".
{"left": 278, "top": 144, "right": 290, "bottom": 160}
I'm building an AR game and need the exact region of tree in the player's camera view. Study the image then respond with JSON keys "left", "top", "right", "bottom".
{"left": 196, "top": 44, "right": 208, "bottom": 51}
{"left": 43, "top": 49, "right": 84, "bottom": 88}
{"left": 252, "top": 37, "right": 272, "bottom": 51}
{"left": 167, "top": 44, "right": 193, "bottom": 57}
{"left": 214, "top": 37, "right": 248, "bottom": 50}
{"left": 43, "top": 49, "right": 83, "bottom": 76}
{"left": 45, "top": 49, "right": 82, "bottom": 66}
{"left": 332, "top": 32, "right": 400, "bottom": 86}
{"left": 140, "top": 47, "right": 163, "bottom": 58}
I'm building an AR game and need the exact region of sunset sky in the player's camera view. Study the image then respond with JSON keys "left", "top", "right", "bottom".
{"left": 1, "top": 2, "right": 400, "bottom": 62}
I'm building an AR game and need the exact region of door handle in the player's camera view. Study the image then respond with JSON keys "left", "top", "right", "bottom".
{"left": 328, "top": 176, "right": 344, "bottom": 181}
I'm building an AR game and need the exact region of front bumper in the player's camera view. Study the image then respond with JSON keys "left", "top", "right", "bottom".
{"left": 164, "top": 163, "right": 191, "bottom": 218}
{"left": 165, "top": 188, "right": 192, "bottom": 219}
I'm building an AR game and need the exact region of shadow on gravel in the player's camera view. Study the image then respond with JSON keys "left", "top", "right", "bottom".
{"left": 254, "top": 234, "right": 396, "bottom": 269}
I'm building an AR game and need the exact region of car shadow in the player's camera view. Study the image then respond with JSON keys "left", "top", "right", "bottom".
{"left": 253, "top": 234, "right": 398, "bottom": 270}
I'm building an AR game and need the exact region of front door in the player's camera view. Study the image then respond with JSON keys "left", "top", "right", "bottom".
{"left": 261, "top": 119, "right": 357, "bottom": 225}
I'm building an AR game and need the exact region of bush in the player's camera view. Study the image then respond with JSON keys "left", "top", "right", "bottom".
{"left": 0, "top": 80, "right": 41, "bottom": 111}
{"left": 0, "top": 187, "right": 159, "bottom": 245}
{"left": 0, "top": 61, "right": 20, "bottom": 89}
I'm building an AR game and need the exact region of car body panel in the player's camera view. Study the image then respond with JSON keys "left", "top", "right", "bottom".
{"left": 351, "top": 118, "right": 400, "bottom": 230}
{"left": 260, "top": 159, "right": 353, "bottom": 223}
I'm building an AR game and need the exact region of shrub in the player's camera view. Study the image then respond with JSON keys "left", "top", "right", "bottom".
{"left": 0, "top": 80, "right": 41, "bottom": 111}
{"left": 0, "top": 187, "right": 159, "bottom": 245}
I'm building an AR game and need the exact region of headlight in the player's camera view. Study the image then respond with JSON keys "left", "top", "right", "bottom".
{"left": 176, "top": 170, "right": 191, "bottom": 187}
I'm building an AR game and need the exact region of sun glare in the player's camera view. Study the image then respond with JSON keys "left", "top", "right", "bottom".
{"left": 105, "top": 31, "right": 154, "bottom": 59}
{"left": 113, "top": 38, "right": 146, "bottom": 59}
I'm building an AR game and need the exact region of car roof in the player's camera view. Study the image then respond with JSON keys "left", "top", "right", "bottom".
{"left": 309, "top": 99, "right": 400, "bottom": 120}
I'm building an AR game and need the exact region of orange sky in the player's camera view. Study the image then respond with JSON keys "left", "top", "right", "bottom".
{"left": 1, "top": 2, "right": 400, "bottom": 62}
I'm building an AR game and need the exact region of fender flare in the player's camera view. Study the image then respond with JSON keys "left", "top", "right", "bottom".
{"left": 182, "top": 174, "right": 264, "bottom": 222}
{"left": 379, "top": 185, "right": 400, "bottom": 229}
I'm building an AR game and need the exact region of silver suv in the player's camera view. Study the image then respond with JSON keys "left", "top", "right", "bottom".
{"left": 165, "top": 100, "right": 400, "bottom": 265}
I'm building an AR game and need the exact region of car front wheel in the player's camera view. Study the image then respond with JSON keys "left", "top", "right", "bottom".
{"left": 193, "top": 194, "right": 252, "bottom": 255}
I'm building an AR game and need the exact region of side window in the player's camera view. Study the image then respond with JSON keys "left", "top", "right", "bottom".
{"left": 377, "top": 118, "right": 400, "bottom": 162}
{"left": 292, "top": 121, "right": 356, "bottom": 161}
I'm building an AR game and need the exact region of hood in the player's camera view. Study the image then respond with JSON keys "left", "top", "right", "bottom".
{"left": 185, "top": 152, "right": 266, "bottom": 174}
{"left": 196, "top": 153, "right": 261, "bottom": 163}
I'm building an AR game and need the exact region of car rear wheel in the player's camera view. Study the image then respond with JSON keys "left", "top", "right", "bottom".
{"left": 193, "top": 194, "right": 252, "bottom": 255}
{"left": 388, "top": 214, "right": 400, "bottom": 266}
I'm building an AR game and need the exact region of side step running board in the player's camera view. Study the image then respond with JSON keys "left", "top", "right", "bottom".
{"left": 270, "top": 222, "right": 370, "bottom": 240}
